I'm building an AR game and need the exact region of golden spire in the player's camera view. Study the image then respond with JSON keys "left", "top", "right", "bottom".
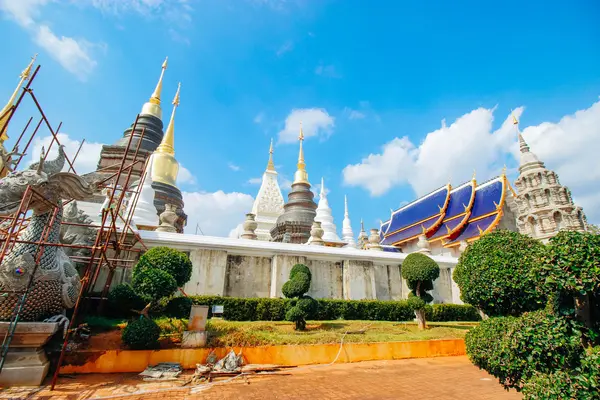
{"left": 151, "top": 83, "right": 181, "bottom": 187}
{"left": 140, "top": 57, "right": 168, "bottom": 119}
{"left": 293, "top": 122, "right": 309, "bottom": 184}
{"left": 150, "top": 57, "right": 168, "bottom": 105}
{"left": 156, "top": 82, "right": 180, "bottom": 156}
{"left": 1, "top": 54, "right": 37, "bottom": 142}
{"left": 266, "top": 138, "right": 276, "bottom": 172}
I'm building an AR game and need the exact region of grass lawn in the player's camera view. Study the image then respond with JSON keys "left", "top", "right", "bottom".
{"left": 84, "top": 317, "right": 475, "bottom": 349}
{"left": 197, "top": 319, "right": 472, "bottom": 347}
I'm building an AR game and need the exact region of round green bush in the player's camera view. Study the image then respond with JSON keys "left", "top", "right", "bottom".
{"left": 285, "top": 306, "right": 307, "bottom": 330}
{"left": 122, "top": 317, "right": 161, "bottom": 350}
{"left": 108, "top": 284, "right": 146, "bottom": 316}
{"left": 282, "top": 272, "right": 310, "bottom": 298}
{"left": 406, "top": 294, "right": 427, "bottom": 312}
{"left": 134, "top": 247, "right": 192, "bottom": 287}
{"left": 290, "top": 263, "right": 311, "bottom": 281}
{"left": 296, "top": 295, "right": 318, "bottom": 319}
{"left": 402, "top": 253, "right": 440, "bottom": 283}
{"left": 466, "top": 310, "right": 583, "bottom": 391}
{"left": 453, "top": 230, "right": 546, "bottom": 317}
{"left": 132, "top": 268, "right": 178, "bottom": 302}
{"left": 165, "top": 296, "right": 193, "bottom": 318}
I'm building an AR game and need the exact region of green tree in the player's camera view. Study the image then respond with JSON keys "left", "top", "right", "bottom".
{"left": 132, "top": 268, "right": 178, "bottom": 303}
{"left": 134, "top": 247, "right": 192, "bottom": 287}
{"left": 535, "top": 230, "right": 600, "bottom": 337}
{"left": 453, "top": 230, "right": 546, "bottom": 317}
{"left": 282, "top": 264, "right": 317, "bottom": 330}
{"left": 401, "top": 253, "right": 440, "bottom": 329}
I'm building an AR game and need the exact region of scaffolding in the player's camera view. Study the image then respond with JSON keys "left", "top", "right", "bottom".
{"left": 0, "top": 64, "right": 151, "bottom": 390}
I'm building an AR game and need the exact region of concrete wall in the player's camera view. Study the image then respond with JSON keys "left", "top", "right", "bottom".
{"left": 139, "top": 232, "right": 461, "bottom": 303}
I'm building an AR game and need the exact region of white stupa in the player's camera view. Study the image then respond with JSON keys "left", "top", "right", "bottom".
{"left": 342, "top": 195, "right": 357, "bottom": 247}
{"left": 130, "top": 154, "right": 159, "bottom": 228}
{"left": 315, "top": 177, "right": 341, "bottom": 242}
{"left": 232, "top": 139, "right": 284, "bottom": 240}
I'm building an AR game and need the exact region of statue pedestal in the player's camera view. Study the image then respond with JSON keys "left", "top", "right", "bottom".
{"left": 0, "top": 322, "right": 59, "bottom": 387}
{"left": 181, "top": 305, "right": 209, "bottom": 348}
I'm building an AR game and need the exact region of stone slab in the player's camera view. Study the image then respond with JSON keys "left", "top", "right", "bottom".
{"left": 181, "top": 331, "right": 207, "bottom": 348}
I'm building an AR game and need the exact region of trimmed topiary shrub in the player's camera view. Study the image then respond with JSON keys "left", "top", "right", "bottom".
{"left": 401, "top": 253, "right": 440, "bottom": 329}
{"left": 122, "top": 317, "right": 161, "bottom": 349}
{"left": 185, "top": 295, "right": 479, "bottom": 322}
{"left": 522, "top": 346, "right": 600, "bottom": 400}
{"left": 134, "top": 247, "right": 192, "bottom": 287}
{"left": 107, "top": 283, "right": 146, "bottom": 317}
{"left": 165, "top": 296, "right": 193, "bottom": 319}
{"left": 282, "top": 264, "right": 317, "bottom": 330}
{"left": 453, "top": 230, "right": 546, "bottom": 317}
{"left": 535, "top": 230, "right": 600, "bottom": 336}
{"left": 426, "top": 303, "right": 481, "bottom": 322}
{"left": 466, "top": 310, "right": 584, "bottom": 391}
{"left": 132, "top": 268, "right": 178, "bottom": 303}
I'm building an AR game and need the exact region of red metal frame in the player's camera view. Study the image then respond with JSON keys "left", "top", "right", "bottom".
{"left": 0, "top": 63, "right": 150, "bottom": 389}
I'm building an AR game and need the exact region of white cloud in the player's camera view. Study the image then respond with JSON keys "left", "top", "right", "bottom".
{"left": 276, "top": 41, "right": 293, "bottom": 56}
{"left": 183, "top": 190, "right": 255, "bottom": 237}
{"left": 29, "top": 133, "right": 103, "bottom": 174}
{"left": 34, "top": 25, "right": 100, "bottom": 80}
{"left": 343, "top": 107, "right": 365, "bottom": 120}
{"left": 343, "top": 101, "right": 600, "bottom": 224}
{"left": 228, "top": 163, "right": 241, "bottom": 172}
{"left": 278, "top": 108, "right": 335, "bottom": 144}
{"left": 315, "top": 64, "right": 340, "bottom": 78}
{"left": 0, "top": 0, "right": 101, "bottom": 80}
{"left": 248, "top": 177, "right": 262, "bottom": 185}
{"left": 253, "top": 112, "right": 264, "bottom": 124}
{"left": 177, "top": 165, "right": 196, "bottom": 185}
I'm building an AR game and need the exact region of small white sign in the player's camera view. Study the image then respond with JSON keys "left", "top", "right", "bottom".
{"left": 212, "top": 305, "right": 224, "bottom": 314}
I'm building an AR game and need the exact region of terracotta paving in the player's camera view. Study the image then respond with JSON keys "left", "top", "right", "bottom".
{"left": 0, "top": 356, "right": 521, "bottom": 400}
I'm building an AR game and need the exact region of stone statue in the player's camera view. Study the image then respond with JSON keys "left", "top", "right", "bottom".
{"left": 60, "top": 201, "right": 95, "bottom": 270}
{"left": 156, "top": 203, "right": 178, "bottom": 233}
{"left": 0, "top": 146, "right": 103, "bottom": 321}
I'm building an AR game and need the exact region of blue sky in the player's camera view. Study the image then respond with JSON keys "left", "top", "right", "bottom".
{"left": 1, "top": 0, "right": 599, "bottom": 236}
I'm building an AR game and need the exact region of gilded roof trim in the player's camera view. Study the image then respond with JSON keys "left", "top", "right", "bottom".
{"left": 383, "top": 183, "right": 451, "bottom": 238}
{"left": 428, "top": 179, "right": 477, "bottom": 244}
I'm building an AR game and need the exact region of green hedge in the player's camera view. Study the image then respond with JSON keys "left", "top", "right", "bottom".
{"left": 179, "top": 296, "right": 480, "bottom": 322}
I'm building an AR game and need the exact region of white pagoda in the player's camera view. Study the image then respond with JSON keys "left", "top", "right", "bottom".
{"left": 342, "top": 195, "right": 357, "bottom": 247}
{"left": 315, "top": 177, "right": 343, "bottom": 244}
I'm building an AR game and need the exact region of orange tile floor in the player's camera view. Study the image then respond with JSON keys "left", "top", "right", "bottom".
{"left": 0, "top": 356, "right": 521, "bottom": 400}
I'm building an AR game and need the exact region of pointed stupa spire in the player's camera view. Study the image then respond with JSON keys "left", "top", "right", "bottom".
{"left": 156, "top": 82, "right": 180, "bottom": 156}
{"left": 315, "top": 177, "right": 341, "bottom": 242}
{"left": 1, "top": 54, "right": 37, "bottom": 142}
{"left": 512, "top": 111, "right": 544, "bottom": 173}
{"left": 266, "top": 138, "right": 276, "bottom": 172}
{"left": 357, "top": 218, "right": 369, "bottom": 248}
{"left": 140, "top": 57, "right": 168, "bottom": 119}
{"left": 342, "top": 195, "right": 356, "bottom": 247}
{"left": 151, "top": 83, "right": 181, "bottom": 187}
{"left": 293, "top": 122, "right": 309, "bottom": 185}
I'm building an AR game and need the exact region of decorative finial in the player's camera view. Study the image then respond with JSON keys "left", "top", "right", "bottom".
{"left": 472, "top": 170, "right": 476, "bottom": 181}
{"left": 156, "top": 82, "right": 180, "bottom": 156}
{"left": 502, "top": 164, "right": 507, "bottom": 176}
{"left": 320, "top": 177, "right": 325, "bottom": 197}
{"left": 511, "top": 109, "right": 530, "bottom": 154}
{"left": 1, "top": 55, "right": 38, "bottom": 142}
{"left": 344, "top": 195, "right": 349, "bottom": 217}
{"left": 293, "top": 121, "right": 309, "bottom": 184}
{"left": 360, "top": 218, "right": 365, "bottom": 232}
{"left": 266, "top": 138, "right": 275, "bottom": 172}
{"left": 149, "top": 57, "right": 168, "bottom": 105}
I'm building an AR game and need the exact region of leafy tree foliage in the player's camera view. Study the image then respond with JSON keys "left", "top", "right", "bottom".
{"left": 132, "top": 268, "right": 178, "bottom": 303}
{"left": 282, "top": 264, "right": 317, "bottom": 330}
{"left": 107, "top": 283, "right": 146, "bottom": 316}
{"left": 401, "top": 253, "right": 440, "bottom": 329}
{"left": 453, "top": 230, "right": 546, "bottom": 317}
{"left": 535, "top": 230, "right": 600, "bottom": 336}
{"left": 134, "top": 246, "right": 193, "bottom": 287}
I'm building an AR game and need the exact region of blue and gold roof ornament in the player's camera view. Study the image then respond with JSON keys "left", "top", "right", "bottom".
{"left": 380, "top": 183, "right": 451, "bottom": 246}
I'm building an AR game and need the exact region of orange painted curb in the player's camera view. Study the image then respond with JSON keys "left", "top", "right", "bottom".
{"left": 59, "top": 339, "right": 466, "bottom": 374}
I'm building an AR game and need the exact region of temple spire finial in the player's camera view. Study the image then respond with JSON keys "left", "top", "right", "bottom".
{"left": 472, "top": 169, "right": 476, "bottom": 181}
{"left": 344, "top": 195, "right": 349, "bottom": 217}
{"left": 512, "top": 110, "right": 530, "bottom": 154}
{"left": 1, "top": 54, "right": 37, "bottom": 142}
{"left": 149, "top": 57, "right": 168, "bottom": 105}
{"left": 266, "top": 138, "right": 275, "bottom": 172}
{"left": 293, "top": 122, "right": 309, "bottom": 184}
{"left": 156, "top": 82, "right": 180, "bottom": 156}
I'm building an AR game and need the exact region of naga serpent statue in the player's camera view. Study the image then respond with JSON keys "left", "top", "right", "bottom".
{"left": 0, "top": 146, "right": 103, "bottom": 321}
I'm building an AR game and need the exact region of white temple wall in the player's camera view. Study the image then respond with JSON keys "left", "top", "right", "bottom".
{"left": 139, "top": 231, "right": 461, "bottom": 304}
